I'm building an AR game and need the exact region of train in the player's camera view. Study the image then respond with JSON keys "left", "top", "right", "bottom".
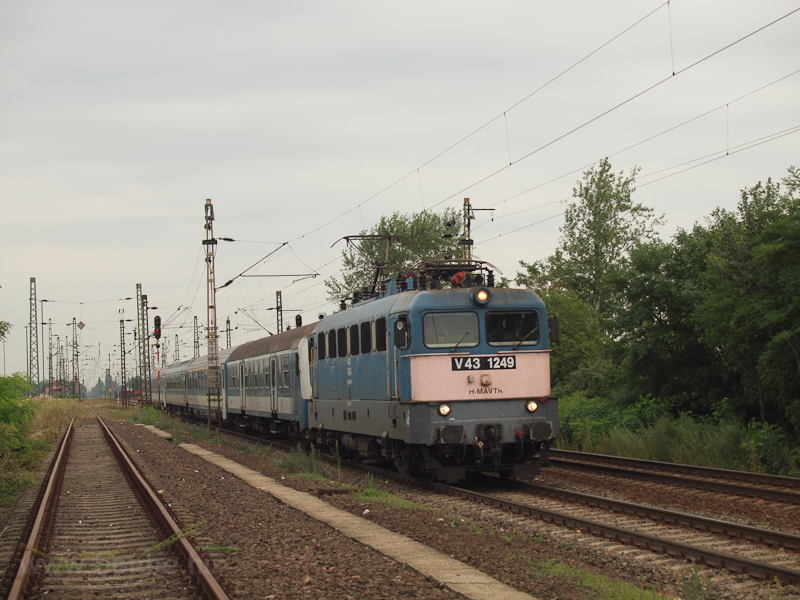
{"left": 157, "top": 261, "right": 559, "bottom": 483}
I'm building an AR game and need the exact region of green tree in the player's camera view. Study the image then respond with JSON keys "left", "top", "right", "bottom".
{"left": 548, "top": 158, "right": 663, "bottom": 331}
{"left": 0, "top": 321, "right": 10, "bottom": 342}
{"left": 325, "top": 208, "right": 462, "bottom": 301}
{"left": 517, "top": 261, "right": 607, "bottom": 392}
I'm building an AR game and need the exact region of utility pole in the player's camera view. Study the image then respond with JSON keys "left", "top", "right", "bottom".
{"left": 204, "top": 199, "right": 222, "bottom": 432}
{"left": 120, "top": 318, "right": 127, "bottom": 408}
{"left": 136, "top": 285, "right": 152, "bottom": 406}
{"left": 72, "top": 318, "right": 80, "bottom": 398}
{"left": 193, "top": 316, "right": 200, "bottom": 359}
{"left": 276, "top": 291, "right": 283, "bottom": 334}
{"left": 462, "top": 198, "right": 475, "bottom": 262}
{"left": 29, "top": 278, "right": 39, "bottom": 394}
{"left": 48, "top": 319, "right": 53, "bottom": 396}
{"left": 24, "top": 325, "right": 29, "bottom": 393}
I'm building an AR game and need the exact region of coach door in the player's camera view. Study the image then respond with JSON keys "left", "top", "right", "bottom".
{"left": 270, "top": 357, "right": 278, "bottom": 414}
{"left": 239, "top": 363, "right": 246, "bottom": 413}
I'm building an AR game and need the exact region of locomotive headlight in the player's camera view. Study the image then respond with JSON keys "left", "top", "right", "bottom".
{"left": 525, "top": 400, "right": 539, "bottom": 413}
{"left": 471, "top": 287, "right": 492, "bottom": 306}
{"left": 438, "top": 403, "right": 451, "bottom": 417}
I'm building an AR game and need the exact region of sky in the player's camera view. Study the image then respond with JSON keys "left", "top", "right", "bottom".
{"left": 1, "top": 1, "right": 798, "bottom": 385}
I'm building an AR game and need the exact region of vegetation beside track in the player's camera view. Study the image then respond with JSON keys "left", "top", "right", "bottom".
{"left": 0, "top": 374, "right": 81, "bottom": 507}
{"left": 555, "top": 393, "right": 799, "bottom": 476}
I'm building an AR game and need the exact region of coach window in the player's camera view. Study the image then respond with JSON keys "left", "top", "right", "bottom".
{"left": 328, "top": 330, "right": 337, "bottom": 358}
{"left": 376, "top": 317, "right": 387, "bottom": 351}
{"left": 318, "top": 333, "right": 326, "bottom": 360}
{"left": 486, "top": 311, "right": 539, "bottom": 346}
{"left": 265, "top": 360, "right": 271, "bottom": 390}
{"left": 360, "top": 322, "right": 371, "bottom": 354}
{"left": 423, "top": 312, "right": 479, "bottom": 348}
{"left": 350, "top": 324, "right": 359, "bottom": 355}
{"left": 282, "top": 355, "right": 290, "bottom": 387}
{"left": 337, "top": 327, "right": 347, "bottom": 357}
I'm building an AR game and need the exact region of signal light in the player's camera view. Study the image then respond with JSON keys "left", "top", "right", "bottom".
{"left": 154, "top": 316, "right": 162, "bottom": 340}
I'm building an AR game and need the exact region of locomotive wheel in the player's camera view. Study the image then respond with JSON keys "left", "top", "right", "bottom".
{"left": 394, "top": 447, "right": 414, "bottom": 476}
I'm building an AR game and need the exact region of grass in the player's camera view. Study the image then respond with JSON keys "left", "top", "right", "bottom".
{"left": 522, "top": 557, "right": 669, "bottom": 600}
{"left": 274, "top": 443, "right": 330, "bottom": 477}
{"left": 556, "top": 393, "right": 800, "bottom": 475}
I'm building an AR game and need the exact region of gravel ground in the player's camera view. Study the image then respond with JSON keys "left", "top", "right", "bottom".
{"left": 108, "top": 420, "right": 458, "bottom": 600}
{"left": 8, "top": 408, "right": 800, "bottom": 600}
{"left": 106, "top": 418, "right": 679, "bottom": 599}
{"left": 538, "top": 468, "right": 800, "bottom": 536}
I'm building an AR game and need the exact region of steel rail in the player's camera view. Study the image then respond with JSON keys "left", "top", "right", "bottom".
{"left": 7, "top": 417, "right": 75, "bottom": 600}
{"left": 512, "top": 479, "right": 800, "bottom": 550}
{"left": 177, "top": 414, "right": 800, "bottom": 583}
{"left": 436, "top": 482, "right": 800, "bottom": 585}
{"left": 550, "top": 456, "right": 800, "bottom": 504}
{"left": 95, "top": 412, "right": 230, "bottom": 600}
{"left": 551, "top": 449, "right": 800, "bottom": 489}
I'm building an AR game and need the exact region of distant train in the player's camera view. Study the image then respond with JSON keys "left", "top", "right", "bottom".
{"left": 158, "top": 262, "right": 558, "bottom": 482}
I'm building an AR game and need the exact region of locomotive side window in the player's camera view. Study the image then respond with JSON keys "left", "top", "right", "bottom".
{"left": 350, "top": 324, "right": 359, "bottom": 355}
{"left": 423, "top": 312, "right": 479, "bottom": 348}
{"left": 328, "top": 330, "right": 337, "bottom": 358}
{"left": 360, "top": 322, "right": 371, "bottom": 354}
{"left": 337, "top": 328, "right": 347, "bottom": 357}
{"left": 486, "top": 311, "right": 539, "bottom": 346}
{"left": 375, "top": 317, "right": 387, "bottom": 351}
{"left": 318, "top": 333, "right": 326, "bottom": 360}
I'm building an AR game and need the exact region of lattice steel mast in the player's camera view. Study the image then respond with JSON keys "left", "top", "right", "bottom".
{"left": 48, "top": 319, "right": 53, "bottom": 395}
{"left": 72, "top": 318, "right": 80, "bottom": 398}
{"left": 193, "top": 316, "right": 200, "bottom": 359}
{"left": 120, "top": 317, "right": 127, "bottom": 408}
{"left": 136, "top": 285, "right": 152, "bottom": 406}
{"left": 29, "top": 278, "right": 39, "bottom": 393}
{"left": 276, "top": 291, "right": 283, "bottom": 334}
{"left": 204, "top": 199, "right": 221, "bottom": 432}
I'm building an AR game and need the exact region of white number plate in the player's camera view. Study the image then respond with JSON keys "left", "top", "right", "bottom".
{"left": 451, "top": 356, "right": 516, "bottom": 371}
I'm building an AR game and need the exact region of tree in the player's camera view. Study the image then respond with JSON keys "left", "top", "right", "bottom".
{"left": 325, "top": 208, "right": 463, "bottom": 301}
{"left": 0, "top": 321, "right": 10, "bottom": 342}
{"left": 548, "top": 158, "right": 663, "bottom": 331}
{"left": 517, "top": 261, "right": 607, "bottom": 392}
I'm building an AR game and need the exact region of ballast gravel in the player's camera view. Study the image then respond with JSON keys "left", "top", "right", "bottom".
{"left": 108, "top": 417, "right": 800, "bottom": 600}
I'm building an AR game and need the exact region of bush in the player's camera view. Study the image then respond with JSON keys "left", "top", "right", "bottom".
{"left": 554, "top": 391, "right": 798, "bottom": 474}
{"left": 0, "top": 374, "right": 38, "bottom": 501}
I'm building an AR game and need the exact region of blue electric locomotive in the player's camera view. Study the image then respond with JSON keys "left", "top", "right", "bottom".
{"left": 161, "top": 267, "right": 558, "bottom": 482}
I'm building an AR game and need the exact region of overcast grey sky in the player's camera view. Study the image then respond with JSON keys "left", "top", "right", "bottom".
{"left": 1, "top": 1, "right": 798, "bottom": 383}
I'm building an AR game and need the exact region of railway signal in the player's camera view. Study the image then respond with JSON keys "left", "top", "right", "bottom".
{"left": 153, "top": 316, "right": 162, "bottom": 340}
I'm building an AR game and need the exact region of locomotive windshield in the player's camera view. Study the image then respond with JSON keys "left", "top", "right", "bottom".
{"left": 423, "top": 312, "right": 479, "bottom": 348}
{"left": 486, "top": 311, "right": 539, "bottom": 346}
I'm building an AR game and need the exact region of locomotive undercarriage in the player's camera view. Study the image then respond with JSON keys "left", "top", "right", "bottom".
{"left": 307, "top": 425, "right": 552, "bottom": 484}
{"left": 167, "top": 405, "right": 552, "bottom": 484}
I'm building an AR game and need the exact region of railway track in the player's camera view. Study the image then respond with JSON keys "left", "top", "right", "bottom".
{"left": 2, "top": 413, "right": 231, "bottom": 600}
{"left": 174, "top": 415, "right": 800, "bottom": 586}
{"left": 549, "top": 449, "right": 800, "bottom": 503}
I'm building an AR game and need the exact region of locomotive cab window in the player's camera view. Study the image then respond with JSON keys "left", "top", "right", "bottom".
{"left": 486, "top": 311, "right": 540, "bottom": 346}
{"left": 423, "top": 312, "right": 479, "bottom": 348}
